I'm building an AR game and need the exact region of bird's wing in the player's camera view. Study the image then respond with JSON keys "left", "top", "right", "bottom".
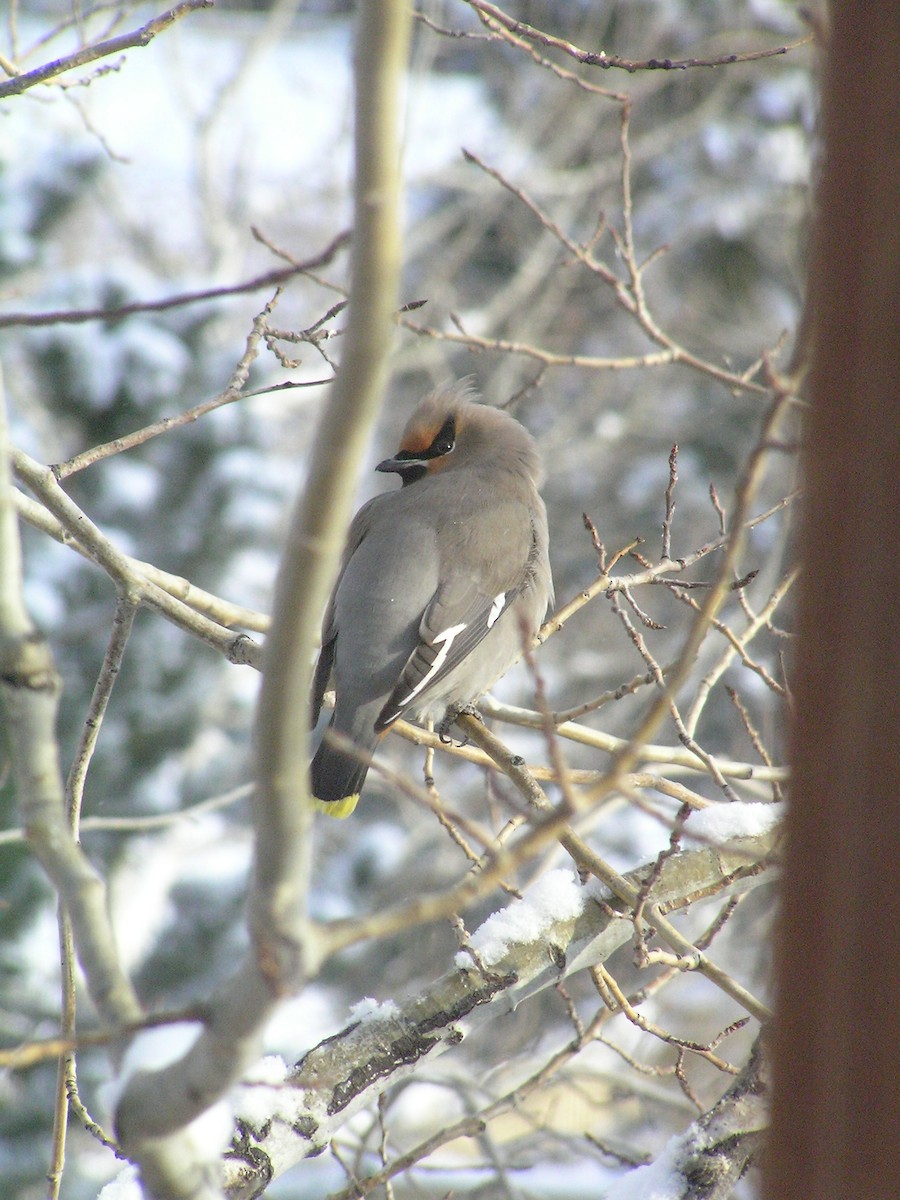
{"left": 310, "top": 499, "right": 379, "bottom": 727}
{"left": 309, "top": 634, "right": 336, "bottom": 729}
{"left": 375, "top": 524, "right": 543, "bottom": 732}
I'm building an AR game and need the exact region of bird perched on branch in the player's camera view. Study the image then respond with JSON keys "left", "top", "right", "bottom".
{"left": 310, "top": 381, "right": 553, "bottom": 817}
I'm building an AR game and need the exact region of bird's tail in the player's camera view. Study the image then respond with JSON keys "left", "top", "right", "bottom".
{"left": 310, "top": 721, "right": 375, "bottom": 818}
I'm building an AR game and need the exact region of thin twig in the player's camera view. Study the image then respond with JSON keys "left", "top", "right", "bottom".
{"left": 421, "top": 6, "right": 626, "bottom": 99}
{"left": 662, "top": 444, "right": 678, "bottom": 561}
{"left": 0, "top": 231, "right": 350, "bottom": 328}
{"left": 682, "top": 567, "right": 799, "bottom": 735}
{"left": 55, "top": 294, "right": 279, "bottom": 478}
{"left": 66, "top": 595, "right": 137, "bottom": 825}
{"left": 464, "top": 1, "right": 812, "bottom": 74}
{"left": 0, "top": 1, "right": 213, "bottom": 99}
{"left": 399, "top": 703, "right": 788, "bottom": 785}
{"left": 726, "top": 687, "right": 785, "bottom": 803}
{"left": 13, "top": 487, "right": 269, "bottom": 633}
{"left": 0, "top": 784, "right": 252, "bottom": 848}
{"left": 13, "top": 451, "right": 263, "bottom": 668}
{"left": 593, "top": 964, "right": 741, "bottom": 1074}
{"left": 400, "top": 314, "right": 676, "bottom": 375}
{"left": 0, "top": 1004, "right": 210, "bottom": 1071}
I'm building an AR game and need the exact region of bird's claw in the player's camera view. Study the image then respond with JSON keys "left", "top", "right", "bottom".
{"left": 437, "top": 702, "right": 481, "bottom": 746}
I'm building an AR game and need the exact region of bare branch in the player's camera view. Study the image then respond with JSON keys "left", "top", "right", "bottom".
{"left": 413, "top": 700, "right": 788, "bottom": 785}
{"left": 662, "top": 444, "right": 679, "bottom": 561}
{"left": 0, "top": 231, "right": 350, "bottom": 328}
{"left": 0, "top": 1, "right": 213, "bottom": 99}
{"left": 0, "top": 783, "right": 251, "bottom": 849}
{"left": 401, "top": 313, "right": 676, "bottom": 374}
{"left": 464, "top": 0, "right": 812, "bottom": 74}
{"left": 13, "top": 487, "right": 269, "bottom": 634}
{"left": 419, "top": 6, "right": 627, "bottom": 99}
{"left": 0, "top": 366, "right": 142, "bottom": 1033}
{"left": 55, "top": 295, "right": 279, "bottom": 478}
{"left": 13, "top": 451, "right": 263, "bottom": 667}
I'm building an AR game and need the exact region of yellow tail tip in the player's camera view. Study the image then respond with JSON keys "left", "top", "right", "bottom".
{"left": 313, "top": 794, "right": 360, "bottom": 819}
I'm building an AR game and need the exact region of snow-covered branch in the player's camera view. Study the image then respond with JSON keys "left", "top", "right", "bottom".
{"left": 603, "top": 1036, "right": 767, "bottom": 1199}
{"left": 223, "top": 822, "right": 778, "bottom": 1197}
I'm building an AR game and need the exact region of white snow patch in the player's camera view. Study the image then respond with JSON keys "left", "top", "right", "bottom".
{"left": 604, "top": 1131, "right": 689, "bottom": 1198}
{"left": 182, "top": 1097, "right": 234, "bottom": 1163}
{"left": 456, "top": 869, "right": 585, "bottom": 969}
{"left": 232, "top": 1055, "right": 298, "bottom": 1127}
{"left": 245, "top": 1054, "right": 289, "bottom": 1086}
{"left": 585, "top": 875, "right": 615, "bottom": 905}
{"left": 686, "top": 801, "right": 783, "bottom": 846}
{"left": 349, "top": 996, "right": 400, "bottom": 1023}
{"left": 230, "top": 1055, "right": 329, "bottom": 1174}
{"left": 97, "top": 1164, "right": 142, "bottom": 1200}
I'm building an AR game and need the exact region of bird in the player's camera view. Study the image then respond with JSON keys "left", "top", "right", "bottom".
{"left": 309, "top": 380, "right": 553, "bottom": 817}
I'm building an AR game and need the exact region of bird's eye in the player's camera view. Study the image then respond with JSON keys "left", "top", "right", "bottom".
{"left": 430, "top": 415, "right": 456, "bottom": 458}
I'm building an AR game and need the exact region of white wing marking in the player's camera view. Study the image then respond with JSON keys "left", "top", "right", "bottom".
{"left": 487, "top": 591, "right": 507, "bottom": 629}
{"left": 397, "top": 621, "right": 468, "bottom": 706}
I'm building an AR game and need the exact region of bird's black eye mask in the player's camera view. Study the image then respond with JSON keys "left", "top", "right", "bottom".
{"left": 427, "top": 414, "right": 457, "bottom": 458}
{"left": 378, "top": 414, "right": 457, "bottom": 486}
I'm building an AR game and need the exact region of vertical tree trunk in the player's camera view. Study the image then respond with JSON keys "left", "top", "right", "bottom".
{"left": 767, "top": 4, "right": 900, "bottom": 1199}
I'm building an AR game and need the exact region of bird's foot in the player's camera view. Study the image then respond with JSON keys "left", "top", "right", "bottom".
{"left": 438, "top": 702, "right": 482, "bottom": 746}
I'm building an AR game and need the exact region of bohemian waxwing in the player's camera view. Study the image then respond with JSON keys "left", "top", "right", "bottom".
{"left": 310, "top": 380, "right": 553, "bottom": 817}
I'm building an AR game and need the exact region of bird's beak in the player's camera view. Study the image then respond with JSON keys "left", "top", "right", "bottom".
{"left": 376, "top": 453, "right": 428, "bottom": 474}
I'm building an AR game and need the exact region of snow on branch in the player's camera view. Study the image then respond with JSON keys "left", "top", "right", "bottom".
{"left": 603, "top": 1037, "right": 767, "bottom": 1200}
{"left": 222, "top": 825, "right": 778, "bottom": 1197}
